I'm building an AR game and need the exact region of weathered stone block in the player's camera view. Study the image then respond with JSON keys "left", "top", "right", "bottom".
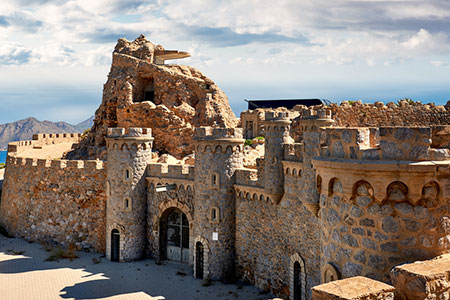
{"left": 311, "top": 276, "right": 394, "bottom": 300}
{"left": 382, "top": 216, "right": 399, "bottom": 233}
{"left": 391, "top": 254, "right": 450, "bottom": 300}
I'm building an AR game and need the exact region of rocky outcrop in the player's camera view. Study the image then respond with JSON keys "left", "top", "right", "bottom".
{"left": 66, "top": 35, "right": 238, "bottom": 160}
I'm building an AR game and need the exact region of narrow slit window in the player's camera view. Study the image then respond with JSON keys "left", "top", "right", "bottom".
{"left": 124, "top": 168, "right": 132, "bottom": 181}
{"left": 211, "top": 172, "right": 220, "bottom": 188}
{"left": 124, "top": 197, "right": 132, "bottom": 211}
{"left": 210, "top": 206, "right": 220, "bottom": 223}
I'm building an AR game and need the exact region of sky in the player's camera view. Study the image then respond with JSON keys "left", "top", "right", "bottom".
{"left": 1, "top": 0, "right": 450, "bottom": 124}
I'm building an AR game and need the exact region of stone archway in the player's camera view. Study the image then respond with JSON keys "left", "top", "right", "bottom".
{"left": 155, "top": 200, "right": 194, "bottom": 264}
{"left": 160, "top": 208, "right": 190, "bottom": 263}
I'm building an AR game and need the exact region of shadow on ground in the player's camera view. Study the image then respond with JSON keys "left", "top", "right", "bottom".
{"left": 0, "top": 235, "right": 271, "bottom": 300}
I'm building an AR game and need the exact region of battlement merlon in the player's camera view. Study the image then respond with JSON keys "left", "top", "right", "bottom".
{"left": 194, "top": 127, "right": 244, "bottom": 142}
{"left": 264, "top": 111, "right": 291, "bottom": 124}
{"left": 298, "top": 107, "right": 335, "bottom": 129}
{"left": 107, "top": 128, "right": 153, "bottom": 140}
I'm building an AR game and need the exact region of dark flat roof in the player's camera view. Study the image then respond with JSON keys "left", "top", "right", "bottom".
{"left": 245, "top": 99, "right": 329, "bottom": 110}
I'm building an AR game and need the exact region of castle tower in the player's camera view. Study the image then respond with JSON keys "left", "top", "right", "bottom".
{"left": 298, "top": 108, "right": 334, "bottom": 215}
{"left": 263, "top": 111, "right": 291, "bottom": 202}
{"left": 193, "top": 127, "right": 244, "bottom": 281}
{"left": 105, "top": 127, "right": 154, "bottom": 262}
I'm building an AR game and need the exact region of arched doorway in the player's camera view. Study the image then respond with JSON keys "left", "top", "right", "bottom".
{"left": 293, "top": 261, "right": 301, "bottom": 300}
{"left": 290, "top": 253, "right": 306, "bottom": 300}
{"left": 111, "top": 229, "right": 120, "bottom": 262}
{"left": 160, "top": 208, "right": 189, "bottom": 263}
{"left": 195, "top": 242, "right": 204, "bottom": 279}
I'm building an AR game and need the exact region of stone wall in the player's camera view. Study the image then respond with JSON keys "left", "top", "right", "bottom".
{"left": 287, "top": 101, "right": 450, "bottom": 142}
{"left": 314, "top": 125, "right": 450, "bottom": 284}
{"left": 319, "top": 178, "right": 449, "bottom": 283}
{"left": 0, "top": 156, "right": 106, "bottom": 252}
{"left": 321, "top": 126, "right": 450, "bottom": 161}
{"left": 329, "top": 100, "right": 450, "bottom": 127}
{"left": 235, "top": 185, "right": 321, "bottom": 299}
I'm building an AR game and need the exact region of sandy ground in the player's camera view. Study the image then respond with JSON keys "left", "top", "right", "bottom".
{"left": 15, "top": 142, "right": 75, "bottom": 160}
{"left": 0, "top": 235, "right": 275, "bottom": 300}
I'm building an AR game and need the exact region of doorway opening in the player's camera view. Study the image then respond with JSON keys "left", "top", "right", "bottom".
{"left": 111, "top": 229, "right": 120, "bottom": 262}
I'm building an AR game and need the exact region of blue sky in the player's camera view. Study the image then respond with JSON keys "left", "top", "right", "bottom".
{"left": 1, "top": 0, "right": 450, "bottom": 124}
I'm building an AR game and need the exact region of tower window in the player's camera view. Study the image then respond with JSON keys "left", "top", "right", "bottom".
{"left": 124, "top": 197, "right": 132, "bottom": 211}
{"left": 124, "top": 168, "right": 132, "bottom": 182}
{"left": 210, "top": 206, "right": 220, "bottom": 223}
{"left": 211, "top": 172, "right": 220, "bottom": 188}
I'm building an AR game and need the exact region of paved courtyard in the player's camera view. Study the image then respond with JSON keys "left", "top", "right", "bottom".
{"left": 0, "top": 235, "right": 275, "bottom": 300}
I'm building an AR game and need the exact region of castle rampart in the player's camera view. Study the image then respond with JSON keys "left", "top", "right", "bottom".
{"left": 7, "top": 133, "right": 81, "bottom": 154}
{"left": 1, "top": 139, "right": 106, "bottom": 252}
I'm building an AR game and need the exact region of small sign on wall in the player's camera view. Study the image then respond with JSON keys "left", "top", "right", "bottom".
{"left": 212, "top": 232, "right": 218, "bottom": 241}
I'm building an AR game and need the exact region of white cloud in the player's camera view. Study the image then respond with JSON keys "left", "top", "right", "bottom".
{"left": 0, "top": 42, "right": 31, "bottom": 65}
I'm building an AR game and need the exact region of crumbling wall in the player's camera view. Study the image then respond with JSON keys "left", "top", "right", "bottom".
{"left": 67, "top": 35, "right": 238, "bottom": 160}
{"left": 291, "top": 101, "right": 450, "bottom": 142}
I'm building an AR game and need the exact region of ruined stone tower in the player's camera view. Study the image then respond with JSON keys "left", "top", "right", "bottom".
{"left": 105, "top": 128, "right": 154, "bottom": 261}
{"left": 193, "top": 127, "right": 244, "bottom": 280}
{"left": 263, "top": 112, "right": 291, "bottom": 202}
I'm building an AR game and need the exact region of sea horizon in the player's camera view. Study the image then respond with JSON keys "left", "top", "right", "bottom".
{"left": 0, "top": 150, "right": 6, "bottom": 164}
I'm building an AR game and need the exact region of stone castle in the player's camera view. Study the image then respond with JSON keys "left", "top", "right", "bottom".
{"left": 2, "top": 35, "right": 450, "bottom": 300}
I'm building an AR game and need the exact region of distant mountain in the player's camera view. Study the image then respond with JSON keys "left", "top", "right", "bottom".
{"left": 0, "top": 116, "right": 94, "bottom": 150}
{"left": 74, "top": 115, "right": 94, "bottom": 132}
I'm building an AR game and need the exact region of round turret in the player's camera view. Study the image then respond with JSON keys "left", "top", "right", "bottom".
{"left": 105, "top": 127, "right": 154, "bottom": 262}
{"left": 193, "top": 127, "right": 244, "bottom": 281}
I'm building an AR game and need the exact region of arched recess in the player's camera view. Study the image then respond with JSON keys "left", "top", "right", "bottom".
{"left": 290, "top": 253, "right": 306, "bottom": 300}
{"left": 316, "top": 175, "right": 322, "bottom": 194}
{"left": 322, "top": 263, "right": 339, "bottom": 283}
{"left": 385, "top": 181, "right": 408, "bottom": 202}
{"left": 421, "top": 181, "right": 440, "bottom": 207}
{"left": 193, "top": 236, "right": 210, "bottom": 280}
{"left": 328, "top": 177, "right": 341, "bottom": 197}
{"left": 351, "top": 180, "right": 374, "bottom": 206}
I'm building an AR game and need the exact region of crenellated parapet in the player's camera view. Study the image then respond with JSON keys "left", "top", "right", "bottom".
{"left": 264, "top": 111, "right": 291, "bottom": 131}
{"left": 146, "top": 163, "right": 195, "bottom": 188}
{"left": 194, "top": 126, "right": 243, "bottom": 140}
{"left": 7, "top": 133, "right": 81, "bottom": 154}
{"left": 298, "top": 107, "right": 334, "bottom": 131}
{"left": 106, "top": 127, "right": 154, "bottom": 151}
{"left": 194, "top": 127, "right": 244, "bottom": 153}
{"left": 6, "top": 156, "right": 105, "bottom": 170}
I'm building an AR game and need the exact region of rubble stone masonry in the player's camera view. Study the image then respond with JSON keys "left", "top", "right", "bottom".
{"left": 0, "top": 156, "right": 106, "bottom": 252}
